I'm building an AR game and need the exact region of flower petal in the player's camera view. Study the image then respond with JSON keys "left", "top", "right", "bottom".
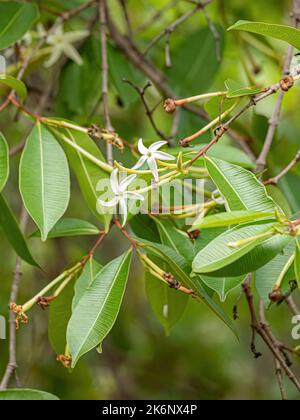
{"left": 63, "top": 44, "right": 83, "bottom": 66}
{"left": 148, "top": 141, "right": 168, "bottom": 152}
{"left": 138, "top": 138, "right": 148, "bottom": 155}
{"left": 110, "top": 169, "right": 120, "bottom": 194}
{"left": 147, "top": 156, "right": 159, "bottom": 182}
{"left": 119, "top": 198, "right": 128, "bottom": 227}
{"left": 44, "top": 48, "right": 62, "bottom": 67}
{"left": 119, "top": 174, "right": 137, "bottom": 192}
{"left": 132, "top": 155, "right": 147, "bottom": 170}
{"left": 152, "top": 151, "right": 176, "bottom": 161}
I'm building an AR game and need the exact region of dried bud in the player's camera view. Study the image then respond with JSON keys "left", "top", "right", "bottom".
{"left": 37, "top": 296, "right": 51, "bottom": 310}
{"left": 164, "top": 98, "right": 177, "bottom": 114}
{"left": 269, "top": 288, "right": 283, "bottom": 303}
{"left": 179, "top": 139, "right": 190, "bottom": 148}
{"left": 188, "top": 230, "right": 201, "bottom": 240}
{"left": 57, "top": 355, "right": 72, "bottom": 369}
{"left": 280, "top": 75, "right": 294, "bottom": 92}
{"left": 163, "top": 272, "right": 181, "bottom": 289}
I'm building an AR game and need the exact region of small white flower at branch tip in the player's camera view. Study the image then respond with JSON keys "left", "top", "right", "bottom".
{"left": 39, "top": 24, "right": 89, "bottom": 68}
{"left": 133, "top": 139, "right": 175, "bottom": 182}
{"left": 99, "top": 169, "right": 145, "bottom": 226}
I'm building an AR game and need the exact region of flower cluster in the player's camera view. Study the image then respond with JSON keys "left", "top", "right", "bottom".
{"left": 99, "top": 139, "right": 175, "bottom": 225}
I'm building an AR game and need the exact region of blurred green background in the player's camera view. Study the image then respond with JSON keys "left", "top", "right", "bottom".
{"left": 1, "top": 0, "right": 300, "bottom": 400}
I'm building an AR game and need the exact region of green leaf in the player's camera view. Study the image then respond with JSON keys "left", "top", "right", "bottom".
{"left": 168, "top": 27, "right": 224, "bottom": 96}
{"left": 72, "top": 259, "right": 103, "bottom": 309}
{"left": 130, "top": 214, "right": 160, "bottom": 242}
{"left": 67, "top": 250, "right": 132, "bottom": 367}
{"left": 0, "top": 194, "right": 38, "bottom": 266}
{"left": 225, "top": 79, "right": 261, "bottom": 98}
{"left": 0, "top": 75, "right": 27, "bottom": 102}
{"left": 19, "top": 123, "right": 70, "bottom": 241}
{"left": 145, "top": 270, "right": 188, "bottom": 335}
{"left": 0, "top": 389, "right": 59, "bottom": 401}
{"left": 49, "top": 260, "right": 103, "bottom": 356}
{"left": 192, "top": 221, "right": 277, "bottom": 275}
{"left": 48, "top": 280, "right": 75, "bottom": 356}
{"left": 137, "top": 238, "right": 238, "bottom": 338}
{"left": 108, "top": 44, "right": 145, "bottom": 108}
{"left": 228, "top": 20, "right": 300, "bottom": 51}
{"left": 295, "top": 239, "right": 300, "bottom": 289}
{"left": 54, "top": 126, "right": 112, "bottom": 232}
{"left": 0, "top": 2, "right": 39, "bottom": 50}
{"left": 192, "top": 210, "right": 275, "bottom": 230}
{"left": 201, "top": 275, "right": 245, "bottom": 302}
{"left": 31, "top": 218, "right": 100, "bottom": 239}
{"left": 0, "top": 132, "right": 9, "bottom": 192}
{"left": 255, "top": 241, "right": 295, "bottom": 304}
{"left": 154, "top": 218, "right": 194, "bottom": 263}
{"left": 205, "top": 156, "right": 276, "bottom": 212}
{"left": 55, "top": 35, "right": 102, "bottom": 121}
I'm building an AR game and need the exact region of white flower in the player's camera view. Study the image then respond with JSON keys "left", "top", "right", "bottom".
{"left": 42, "top": 25, "right": 89, "bottom": 67}
{"left": 99, "top": 169, "right": 144, "bottom": 226}
{"left": 133, "top": 139, "right": 175, "bottom": 182}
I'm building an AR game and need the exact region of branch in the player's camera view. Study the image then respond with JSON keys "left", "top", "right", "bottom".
{"left": 143, "top": 0, "right": 213, "bottom": 55}
{"left": 256, "top": 0, "right": 300, "bottom": 172}
{"left": 99, "top": 0, "right": 114, "bottom": 166}
{"left": 264, "top": 150, "right": 300, "bottom": 185}
{"left": 123, "top": 80, "right": 168, "bottom": 140}
{"left": 242, "top": 277, "right": 300, "bottom": 394}
{"left": 0, "top": 208, "right": 29, "bottom": 390}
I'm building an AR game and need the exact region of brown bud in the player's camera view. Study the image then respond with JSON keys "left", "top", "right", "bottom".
{"left": 280, "top": 75, "right": 294, "bottom": 92}
{"left": 37, "top": 296, "right": 51, "bottom": 310}
{"left": 57, "top": 355, "right": 72, "bottom": 369}
{"left": 163, "top": 272, "right": 181, "bottom": 289}
{"left": 179, "top": 139, "right": 190, "bottom": 148}
{"left": 188, "top": 230, "right": 201, "bottom": 240}
{"left": 164, "top": 98, "right": 177, "bottom": 114}
{"left": 269, "top": 288, "right": 283, "bottom": 303}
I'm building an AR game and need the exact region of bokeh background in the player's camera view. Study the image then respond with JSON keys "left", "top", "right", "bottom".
{"left": 1, "top": 0, "right": 300, "bottom": 400}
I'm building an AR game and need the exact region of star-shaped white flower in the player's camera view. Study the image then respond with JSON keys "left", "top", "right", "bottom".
{"left": 42, "top": 25, "right": 89, "bottom": 67}
{"left": 133, "top": 139, "right": 175, "bottom": 182}
{"left": 99, "top": 169, "right": 144, "bottom": 226}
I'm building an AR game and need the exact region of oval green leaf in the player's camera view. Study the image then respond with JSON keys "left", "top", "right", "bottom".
{"left": 31, "top": 218, "right": 100, "bottom": 239}
{"left": 228, "top": 20, "right": 300, "bottom": 51}
{"left": 0, "top": 2, "right": 39, "bottom": 50}
{"left": 19, "top": 123, "right": 70, "bottom": 241}
{"left": 0, "top": 194, "right": 38, "bottom": 266}
{"left": 0, "top": 132, "right": 9, "bottom": 192}
{"left": 204, "top": 156, "right": 276, "bottom": 212}
{"left": 192, "top": 222, "right": 276, "bottom": 275}
{"left": 0, "top": 75, "right": 27, "bottom": 102}
{"left": 0, "top": 389, "right": 59, "bottom": 401}
{"left": 192, "top": 210, "right": 275, "bottom": 230}
{"left": 67, "top": 250, "right": 132, "bottom": 367}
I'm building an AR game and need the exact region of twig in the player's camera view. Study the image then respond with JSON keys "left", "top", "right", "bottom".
{"left": 0, "top": 208, "right": 29, "bottom": 390}
{"left": 143, "top": 0, "right": 213, "bottom": 55}
{"left": 118, "top": 0, "right": 133, "bottom": 38}
{"left": 264, "top": 150, "right": 300, "bottom": 185}
{"left": 99, "top": 0, "right": 114, "bottom": 166}
{"left": 123, "top": 80, "right": 168, "bottom": 140}
{"left": 275, "top": 360, "right": 288, "bottom": 400}
{"left": 202, "top": 5, "right": 221, "bottom": 62}
{"left": 256, "top": 0, "right": 300, "bottom": 172}
{"left": 285, "top": 296, "right": 300, "bottom": 317}
{"left": 242, "top": 277, "right": 300, "bottom": 394}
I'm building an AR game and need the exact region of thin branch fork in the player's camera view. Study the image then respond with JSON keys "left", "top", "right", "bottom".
{"left": 99, "top": 0, "right": 114, "bottom": 166}
{"left": 242, "top": 277, "right": 300, "bottom": 394}
{"left": 143, "top": 0, "right": 214, "bottom": 55}
{"left": 264, "top": 150, "right": 300, "bottom": 185}
{"left": 256, "top": 0, "right": 300, "bottom": 172}
{"left": 123, "top": 79, "right": 168, "bottom": 140}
